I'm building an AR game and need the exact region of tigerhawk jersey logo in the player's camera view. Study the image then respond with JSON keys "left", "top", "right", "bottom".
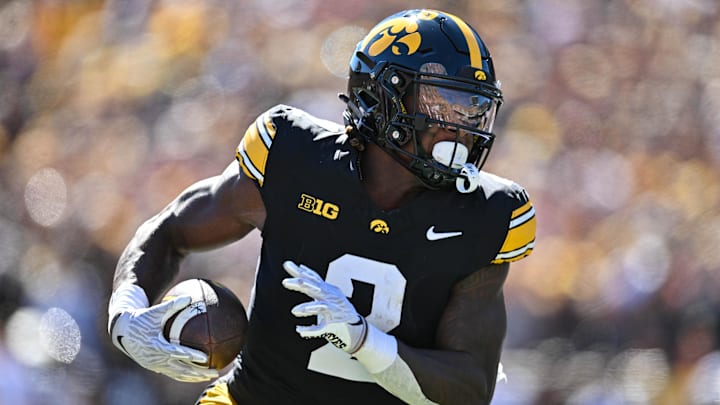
{"left": 369, "top": 219, "right": 390, "bottom": 234}
{"left": 297, "top": 193, "right": 339, "bottom": 220}
{"left": 362, "top": 10, "right": 438, "bottom": 57}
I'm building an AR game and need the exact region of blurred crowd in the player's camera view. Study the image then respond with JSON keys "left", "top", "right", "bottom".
{"left": 1, "top": 0, "right": 719, "bottom": 403}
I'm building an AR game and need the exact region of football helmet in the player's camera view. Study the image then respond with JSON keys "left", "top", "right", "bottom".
{"left": 342, "top": 9, "right": 503, "bottom": 192}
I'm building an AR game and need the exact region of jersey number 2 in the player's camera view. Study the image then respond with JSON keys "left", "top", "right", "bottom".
{"left": 307, "top": 254, "right": 407, "bottom": 382}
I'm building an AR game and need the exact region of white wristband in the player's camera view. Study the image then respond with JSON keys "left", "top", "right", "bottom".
{"left": 353, "top": 324, "right": 398, "bottom": 374}
{"left": 108, "top": 283, "right": 149, "bottom": 332}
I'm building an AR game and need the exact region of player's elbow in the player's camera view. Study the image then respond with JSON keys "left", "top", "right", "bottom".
{"left": 449, "top": 356, "right": 499, "bottom": 405}
{"left": 422, "top": 364, "right": 496, "bottom": 405}
{"left": 459, "top": 372, "right": 495, "bottom": 405}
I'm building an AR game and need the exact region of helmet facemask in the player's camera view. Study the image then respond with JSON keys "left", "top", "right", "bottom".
{"left": 346, "top": 62, "right": 501, "bottom": 192}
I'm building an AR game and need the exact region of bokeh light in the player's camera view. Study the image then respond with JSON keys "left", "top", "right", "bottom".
{"left": 0, "top": 1, "right": 32, "bottom": 50}
{"left": 24, "top": 167, "right": 67, "bottom": 227}
{"left": 39, "top": 307, "right": 82, "bottom": 364}
{"left": 321, "top": 25, "right": 367, "bottom": 78}
{"left": 6, "top": 307, "right": 51, "bottom": 367}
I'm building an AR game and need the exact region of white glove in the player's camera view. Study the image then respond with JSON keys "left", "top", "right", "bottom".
{"left": 281, "top": 261, "right": 368, "bottom": 354}
{"left": 109, "top": 283, "right": 219, "bottom": 382}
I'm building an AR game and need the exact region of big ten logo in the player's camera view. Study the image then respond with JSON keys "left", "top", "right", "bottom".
{"left": 297, "top": 193, "right": 340, "bottom": 220}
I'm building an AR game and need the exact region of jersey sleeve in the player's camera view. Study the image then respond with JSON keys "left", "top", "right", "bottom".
{"left": 491, "top": 189, "right": 537, "bottom": 264}
{"left": 235, "top": 108, "right": 279, "bottom": 187}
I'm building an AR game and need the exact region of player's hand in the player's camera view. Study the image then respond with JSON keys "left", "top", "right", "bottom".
{"left": 282, "top": 260, "right": 368, "bottom": 354}
{"left": 110, "top": 295, "right": 220, "bottom": 382}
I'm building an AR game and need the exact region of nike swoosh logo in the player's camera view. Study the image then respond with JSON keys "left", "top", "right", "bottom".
{"left": 426, "top": 226, "right": 463, "bottom": 241}
{"left": 116, "top": 336, "right": 131, "bottom": 356}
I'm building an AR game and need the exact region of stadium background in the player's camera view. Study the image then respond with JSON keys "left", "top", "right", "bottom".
{"left": 1, "top": 0, "right": 719, "bottom": 403}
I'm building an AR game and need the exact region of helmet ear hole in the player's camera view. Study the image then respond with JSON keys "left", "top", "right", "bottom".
{"left": 389, "top": 73, "right": 405, "bottom": 89}
{"left": 386, "top": 126, "right": 410, "bottom": 145}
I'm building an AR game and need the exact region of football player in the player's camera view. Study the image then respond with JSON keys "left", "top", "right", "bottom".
{"left": 108, "top": 9, "right": 536, "bottom": 405}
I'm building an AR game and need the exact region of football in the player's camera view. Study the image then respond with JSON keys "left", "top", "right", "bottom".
{"left": 162, "top": 278, "right": 248, "bottom": 370}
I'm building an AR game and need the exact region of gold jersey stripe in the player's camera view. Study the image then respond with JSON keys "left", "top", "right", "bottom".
{"left": 239, "top": 126, "right": 267, "bottom": 185}
{"left": 492, "top": 201, "right": 537, "bottom": 264}
{"left": 445, "top": 12, "right": 482, "bottom": 69}
{"left": 511, "top": 201, "right": 533, "bottom": 223}
{"left": 236, "top": 145, "right": 263, "bottom": 186}
{"left": 236, "top": 112, "right": 276, "bottom": 187}
{"left": 256, "top": 112, "right": 277, "bottom": 146}
{"left": 492, "top": 241, "right": 534, "bottom": 264}
{"left": 506, "top": 215, "right": 536, "bottom": 249}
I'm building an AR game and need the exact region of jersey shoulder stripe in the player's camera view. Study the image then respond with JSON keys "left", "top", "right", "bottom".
{"left": 236, "top": 110, "right": 277, "bottom": 187}
{"left": 492, "top": 194, "right": 537, "bottom": 264}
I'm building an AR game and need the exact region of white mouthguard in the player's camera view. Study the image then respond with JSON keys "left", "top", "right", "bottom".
{"left": 431, "top": 141, "right": 468, "bottom": 169}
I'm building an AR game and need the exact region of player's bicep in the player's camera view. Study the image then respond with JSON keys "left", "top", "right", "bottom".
{"left": 165, "top": 162, "right": 264, "bottom": 252}
{"left": 435, "top": 263, "right": 509, "bottom": 358}
{"left": 116, "top": 163, "right": 263, "bottom": 300}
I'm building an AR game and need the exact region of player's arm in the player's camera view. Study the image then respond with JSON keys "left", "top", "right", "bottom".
{"left": 108, "top": 162, "right": 264, "bottom": 382}
{"left": 282, "top": 261, "right": 508, "bottom": 404}
{"left": 386, "top": 263, "right": 509, "bottom": 404}
{"left": 385, "top": 189, "right": 535, "bottom": 402}
{"left": 112, "top": 162, "right": 263, "bottom": 300}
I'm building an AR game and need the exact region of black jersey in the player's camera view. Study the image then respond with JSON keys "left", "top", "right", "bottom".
{"left": 228, "top": 105, "right": 536, "bottom": 405}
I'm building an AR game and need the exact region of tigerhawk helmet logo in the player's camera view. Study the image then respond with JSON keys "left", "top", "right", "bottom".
{"left": 363, "top": 10, "right": 438, "bottom": 57}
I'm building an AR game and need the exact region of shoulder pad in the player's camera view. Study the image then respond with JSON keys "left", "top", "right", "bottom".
{"left": 235, "top": 105, "right": 347, "bottom": 188}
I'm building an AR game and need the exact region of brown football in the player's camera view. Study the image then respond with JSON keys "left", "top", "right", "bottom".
{"left": 162, "top": 278, "right": 248, "bottom": 370}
